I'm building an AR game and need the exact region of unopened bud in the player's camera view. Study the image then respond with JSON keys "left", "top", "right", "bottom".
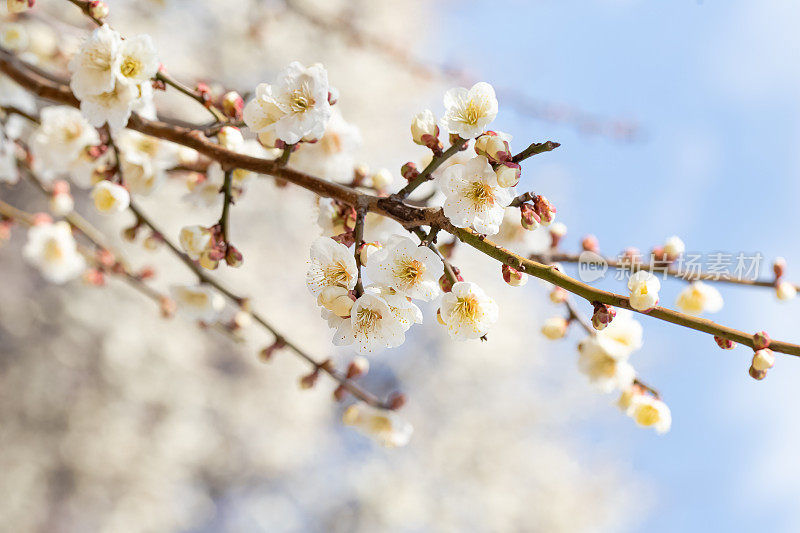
{"left": 474, "top": 131, "right": 511, "bottom": 163}
{"left": 439, "top": 273, "right": 455, "bottom": 293}
{"left": 7, "top": 0, "right": 34, "bottom": 14}
{"left": 752, "top": 348, "right": 775, "bottom": 372}
{"left": 582, "top": 234, "right": 599, "bottom": 253}
{"left": 520, "top": 203, "right": 541, "bottom": 230}
{"left": 346, "top": 356, "right": 370, "bottom": 379}
{"left": 749, "top": 365, "right": 767, "bottom": 381}
{"left": 318, "top": 285, "right": 354, "bottom": 317}
{"left": 549, "top": 286, "right": 568, "bottom": 304}
{"left": 225, "top": 244, "right": 243, "bottom": 268}
{"left": 159, "top": 296, "right": 177, "bottom": 318}
{"left": 495, "top": 162, "right": 521, "bottom": 188}
{"left": 541, "top": 316, "right": 568, "bottom": 340}
{"left": 32, "top": 212, "right": 52, "bottom": 226}
{"left": 198, "top": 251, "right": 219, "bottom": 270}
{"left": 258, "top": 339, "right": 286, "bottom": 362}
{"left": 370, "top": 168, "right": 393, "bottom": 191}
{"left": 776, "top": 280, "right": 797, "bottom": 301}
{"left": 122, "top": 225, "right": 138, "bottom": 242}
{"left": 501, "top": 264, "right": 527, "bottom": 287}
{"left": 773, "top": 257, "right": 787, "bottom": 279}
{"left": 49, "top": 191, "right": 74, "bottom": 216}
{"left": 549, "top": 222, "right": 567, "bottom": 248}
{"left": 533, "top": 195, "right": 556, "bottom": 225}
{"left": 217, "top": 126, "right": 243, "bottom": 150}
{"left": 591, "top": 302, "right": 616, "bottom": 331}
{"left": 143, "top": 234, "right": 162, "bottom": 252}
{"left": 299, "top": 370, "right": 319, "bottom": 390}
{"left": 359, "top": 241, "right": 381, "bottom": 266}
{"left": 232, "top": 310, "right": 252, "bottom": 329}
{"left": 753, "top": 331, "right": 771, "bottom": 351}
{"left": 401, "top": 162, "right": 419, "bottom": 181}
{"left": 327, "top": 87, "right": 339, "bottom": 106}
{"left": 138, "top": 266, "right": 156, "bottom": 280}
{"left": 714, "top": 335, "right": 736, "bottom": 350}
{"left": 221, "top": 91, "right": 244, "bottom": 120}
{"left": 411, "top": 109, "right": 440, "bottom": 150}
{"left": 88, "top": 0, "right": 109, "bottom": 20}
{"left": 333, "top": 385, "right": 348, "bottom": 402}
{"left": 83, "top": 268, "right": 105, "bottom": 286}
{"left": 387, "top": 391, "right": 406, "bottom": 410}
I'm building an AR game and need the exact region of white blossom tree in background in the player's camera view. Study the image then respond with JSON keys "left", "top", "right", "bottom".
{"left": 0, "top": 0, "right": 796, "bottom": 531}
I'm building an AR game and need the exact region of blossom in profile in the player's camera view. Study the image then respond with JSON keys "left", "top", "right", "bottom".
{"left": 366, "top": 235, "right": 442, "bottom": 301}
{"left": 577, "top": 337, "right": 636, "bottom": 393}
{"left": 627, "top": 270, "right": 660, "bottom": 312}
{"left": 306, "top": 237, "right": 358, "bottom": 297}
{"left": 332, "top": 292, "right": 406, "bottom": 354}
{"left": 90, "top": 180, "right": 130, "bottom": 214}
{"left": 170, "top": 284, "right": 225, "bottom": 323}
{"left": 440, "top": 155, "right": 515, "bottom": 235}
{"left": 410, "top": 109, "right": 439, "bottom": 147}
{"left": 440, "top": 81, "right": 498, "bottom": 139}
{"left": 342, "top": 403, "right": 413, "bottom": 448}
{"left": 675, "top": 281, "right": 723, "bottom": 315}
{"left": 243, "top": 61, "right": 332, "bottom": 144}
{"left": 439, "top": 281, "right": 499, "bottom": 340}
{"left": 23, "top": 221, "right": 86, "bottom": 284}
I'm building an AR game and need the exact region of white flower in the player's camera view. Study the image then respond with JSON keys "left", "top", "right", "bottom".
{"left": 663, "top": 235, "right": 685, "bottom": 258}
{"left": 79, "top": 81, "right": 139, "bottom": 130}
{"left": 776, "top": 280, "right": 796, "bottom": 301}
{"left": 7, "top": 0, "right": 31, "bottom": 14}
{"left": 752, "top": 348, "right": 776, "bottom": 371}
{"left": 217, "top": 126, "right": 244, "bottom": 150}
{"left": 370, "top": 168, "right": 393, "bottom": 190}
{"left": 243, "top": 61, "right": 332, "bottom": 145}
{"left": 69, "top": 24, "right": 122, "bottom": 99}
{"left": 439, "top": 281, "right": 499, "bottom": 340}
{"left": 121, "top": 156, "right": 163, "bottom": 196}
{"left": 30, "top": 106, "right": 100, "bottom": 181}
{"left": 342, "top": 403, "right": 413, "bottom": 448}
{"left": 0, "top": 22, "right": 28, "bottom": 51}
{"left": 115, "top": 34, "right": 158, "bottom": 87}
{"left": 0, "top": 134, "right": 18, "bottom": 184}
{"left": 306, "top": 236, "right": 358, "bottom": 297}
{"left": 441, "top": 82, "right": 498, "bottom": 139}
{"left": 117, "top": 129, "right": 178, "bottom": 169}
{"left": 626, "top": 394, "right": 672, "bottom": 434}
{"left": 170, "top": 284, "right": 225, "bottom": 323}
{"left": 366, "top": 285, "right": 423, "bottom": 332}
{"left": 90, "top": 180, "right": 130, "bottom": 214}
{"left": 440, "top": 155, "right": 515, "bottom": 235}
{"left": 595, "top": 309, "right": 643, "bottom": 359}
{"left": 332, "top": 292, "right": 406, "bottom": 353}
{"left": 22, "top": 221, "right": 86, "bottom": 284}
{"left": 675, "top": 281, "right": 723, "bottom": 315}
{"left": 366, "top": 235, "right": 442, "bottom": 301}
{"left": 627, "top": 270, "right": 660, "bottom": 312}
{"left": 179, "top": 225, "right": 212, "bottom": 260}
{"left": 577, "top": 337, "right": 636, "bottom": 393}
{"left": 541, "top": 316, "right": 568, "bottom": 340}
{"left": 411, "top": 109, "right": 439, "bottom": 145}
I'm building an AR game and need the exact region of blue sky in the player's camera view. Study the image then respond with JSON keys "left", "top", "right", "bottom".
{"left": 438, "top": 1, "right": 800, "bottom": 531}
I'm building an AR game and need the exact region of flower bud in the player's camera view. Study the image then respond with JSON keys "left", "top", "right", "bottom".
{"left": 370, "top": 168, "right": 393, "bottom": 191}
{"left": 258, "top": 339, "right": 286, "bottom": 362}
{"left": 83, "top": 268, "right": 105, "bottom": 286}
{"left": 549, "top": 286, "right": 568, "bottom": 304}
{"left": 359, "top": 241, "right": 381, "bottom": 266}
{"left": 474, "top": 131, "right": 511, "bottom": 163}
{"left": 411, "top": 109, "right": 440, "bottom": 150}
{"left": 752, "top": 348, "right": 775, "bottom": 372}
{"left": 549, "top": 222, "right": 567, "bottom": 248}
{"left": 749, "top": 365, "right": 767, "bottom": 381}
{"left": 533, "top": 195, "right": 556, "bottom": 225}
{"left": 439, "top": 273, "right": 455, "bottom": 293}
{"left": 541, "top": 316, "right": 568, "bottom": 340}
{"left": 299, "top": 370, "right": 319, "bottom": 390}
{"left": 32, "top": 212, "right": 52, "bottom": 226}
{"left": 159, "top": 296, "right": 177, "bottom": 318}
{"left": 198, "top": 251, "right": 219, "bottom": 270}
{"left": 501, "top": 264, "right": 527, "bottom": 286}
{"left": 388, "top": 391, "right": 406, "bottom": 410}
{"left": 753, "top": 331, "right": 771, "bottom": 351}
{"left": 327, "top": 87, "right": 339, "bottom": 106}
{"left": 225, "top": 244, "right": 243, "bottom": 268}
{"left": 318, "top": 286, "right": 354, "bottom": 317}
{"left": 776, "top": 280, "right": 796, "bottom": 301}
{"left": 88, "top": 0, "right": 109, "bottom": 20}
{"left": 49, "top": 191, "right": 74, "bottom": 216}
{"left": 7, "top": 0, "right": 34, "bottom": 14}
{"left": 401, "top": 162, "right": 419, "bottom": 182}
{"left": 714, "top": 335, "right": 736, "bottom": 350}
{"left": 221, "top": 91, "right": 244, "bottom": 120}
{"left": 591, "top": 302, "right": 616, "bottom": 331}
{"left": 582, "top": 234, "right": 599, "bottom": 253}
{"left": 520, "top": 203, "right": 541, "bottom": 230}
{"left": 333, "top": 385, "right": 348, "bottom": 402}
{"left": 217, "top": 126, "right": 243, "bottom": 150}
{"left": 773, "top": 257, "right": 787, "bottom": 279}
{"left": 495, "top": 162, "right": 521, "bottom": 188}
{"left": 662, "top": 236, "right": 685, "bottom": 261}
{"left": 346, "top": 356, "right": 370, "bottom": 379}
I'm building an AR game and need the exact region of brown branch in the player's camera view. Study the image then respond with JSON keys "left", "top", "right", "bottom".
{"left": 394, "top": 136, "right": 467, "bottom": 199}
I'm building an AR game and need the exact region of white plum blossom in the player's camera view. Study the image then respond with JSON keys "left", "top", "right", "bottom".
{"left": 342, "top": 403, "right": 413, "bottom": 448}
{"left": 627, "top": 270, "right": 660, "bottom": 312}
{"left": 626, "top": 394, "right": 672, "bottom": 434}
{"left": 22, "top": 221, "right": 86, "bottom": 284}
{"left": 366, "top": 235, "right": 443, "bottom": 301}
{"left": 306, "top": 236, "right": 358, "bottom": 297}
{"left": 120, "top": 156, "right": 163, "bottom": 196}
{"left": 440, "top": 155, "right": 515, "bottom": 235}
{"left": 30, "top": 106, "right": 100, "bottom": 181}
{"left": 170, "top": 284, "right": 225, "bottom": 323}
{"left": 115, "top": 34, "right": 159, "bottom": 87}
{"left": 675, "top": 281, "right": 723, "bottom": 315}
{"left": 662, "top": 235, "right": 685, "bottom": 258}
{"left": 117, "top": 129, "right": 178, "bottom": 169}
{"left": 577, "top": 337, "right": 636, "bottom": 393}
{"left": 595, "top": 309, "right": 643, "bottom": 359}
{"left": 332, "top": 292, "right": 407, "bottom": 354}
{"left": 91, "top": 180, "right": 130, "bottom": 214}
{"left": 366, "top": 285, "right": 423, "bottom": 332}
{"left": 441, "top": 82, "right": 498, "bottom": 139}
{"left": 79, "top": 81, "right": 139, "bottom": 130}
{"left": 69, "top": 24, "right": 122, "bottom": 99}
{"left": 439, "top": 281, "right": 499, "bottom": 340}
{"left": 179, "top": 225, "right": 212, "bottom": 260}
{"left": 243, "top": 61, "right": 332, "bottom": 145}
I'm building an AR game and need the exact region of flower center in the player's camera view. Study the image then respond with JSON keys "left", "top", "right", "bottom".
{"left": 43, "top": 239, "right": 65, "bottom": 262}
{"left": 62, "top": 123, "right": 83, "bottom": 142}
{"left": 120, "top": 57, "right": 142, "bottom": 79}
{"left": 635, "top": 404, "right": 660, "bottom": 426}
{"left": 458, "top": 99, "right": 484, "bottom": 126}
{"left": 355, "top": 307, "right": 382, "bottom": 333}
{"left": 323, "top": 261, "right": 351, "bottom": 287}
{"left": 466, "top": 181, "right": 495, "bottom": 206}
{"left": 394, "top": 258, "right": 424, "bottom": 288}
{"left": 94, "top": 188, "right": 116, "bottom": 211}
{"left": 320, "top": 132, "right": 342, "bottom": 155}
{"left": 289, "top": 84, "right": 315, "bottom": 113}
{"left": 454, "top": 294, "right": 480, "bottom": 324}
{"left": 368, "top": 415, "right": 393, "bottom": 434}
{"left": 184, "top": 291, "right": 210, "bottom": 308}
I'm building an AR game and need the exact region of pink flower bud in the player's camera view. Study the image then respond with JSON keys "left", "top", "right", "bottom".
{"left": 401, "top": 162, "right": 419, "bottom": 182}
{"left": 346, "top": 356, "right": 369, "bottom": 379}
{"left": 749, "top": 365, "right": 767, "bottom": 381}
{"left": 439, "top": 273, "right": 454, "bottom": 293}
{"left": 159, "top": 296, "right": 177, "bottom": 318}
{"left": 495, "top": 162, "right": 521, "bottom": 188}
{"left": 533, "top": 195, "right": 556, "bottom": 225}
{"left": 520, "top": 203, "right": 541, "bottom": 230}
{"left": 222, "top": 91, "right": 244, "bottom": 120}
{"left": 83, "top": 268, "right": 105, "bottom": 286}
{"left": 449, "top": 133, "right": 467, "bottom": 150}
{"left": 591, "top": 302, "right": 616, "bottom": 331}
{"left": 714, "top": 335, "right": 736, "bottom": 350}
{"left": 88, "top": 0, "right": 109, "bottom": 20}
{"left": 753, "top": 331, "right": 771, "bottom": 351}
{"left": 327, "top": 87, "right": 339, "bottom": 106}
{"left": 474, "top": 131, "right": 511, "bottom": 163}
{"left": 501, "top": 264, "right": 527, "bottom": 287}
{"left": 773, "top": 257, "right": 787, "bottom": 279}
{"left": 582, "top": 235, "right": 599, "bottom": 253}
{"left": 225, "top": 244, "right": 243, "bottom": 268}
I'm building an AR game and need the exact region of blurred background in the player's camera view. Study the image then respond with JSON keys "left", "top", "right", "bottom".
{"left": 2, "top": 0, "right": 800, "bottom": 531}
